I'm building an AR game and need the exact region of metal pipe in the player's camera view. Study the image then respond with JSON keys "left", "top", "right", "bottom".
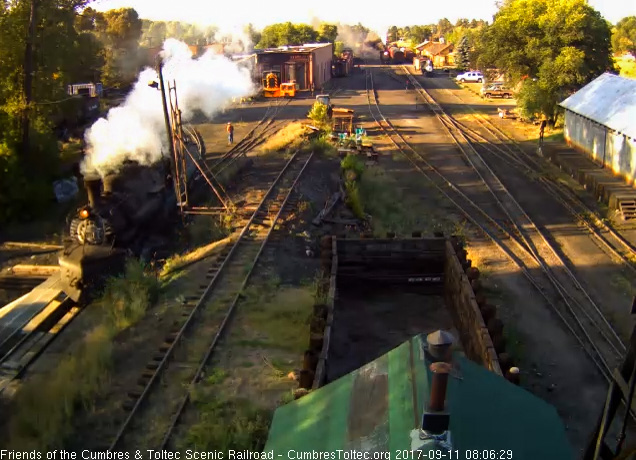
{"left": 429, "top": 362, "right": 451, "bottom": 412}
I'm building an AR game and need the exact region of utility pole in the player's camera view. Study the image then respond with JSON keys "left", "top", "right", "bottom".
{"left": 21, "top": 0, "right": 38, "bottom": 160}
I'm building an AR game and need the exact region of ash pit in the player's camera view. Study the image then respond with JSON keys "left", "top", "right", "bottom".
{"left": 327, "top": 285, "right": 457, "bottom": 382}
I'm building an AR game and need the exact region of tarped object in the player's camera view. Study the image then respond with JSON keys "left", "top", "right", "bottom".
{"left": 53, "top": 177, "right": 78, "bottom": 203}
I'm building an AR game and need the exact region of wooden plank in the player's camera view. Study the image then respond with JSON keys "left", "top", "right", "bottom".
{"left": 2, "top": 242, "right": 63, "bottom": 251}
{"left": 7, "top": 265, "right": 59, "bottom": 277}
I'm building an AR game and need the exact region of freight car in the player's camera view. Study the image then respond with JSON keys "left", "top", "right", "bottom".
{"left": 332, "top": 48, "right": 354, "bottom": 77}
{"left": 388, "top": 46, "right": 405, "bottom": 63}
{"left": 332, "top": 59, "right": 348, "bottom": 77}
{"left": 59, "top": 131, "right": 203, "bottom": 303}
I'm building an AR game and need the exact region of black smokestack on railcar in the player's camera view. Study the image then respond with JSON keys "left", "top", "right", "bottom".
{"left": 84, "top": 175, "right": 102, "bottom": 208}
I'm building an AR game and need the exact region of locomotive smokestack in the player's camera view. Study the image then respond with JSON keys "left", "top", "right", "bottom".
{"left": 84, "top": 175, "right": 102, "bottom": 208}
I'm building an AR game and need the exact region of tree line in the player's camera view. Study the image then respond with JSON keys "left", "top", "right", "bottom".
{"left": 0, "top": 0, "right": 634, "bottom": 224}
{"left": 0, "top": 1, "right": 144, "bottom": 223}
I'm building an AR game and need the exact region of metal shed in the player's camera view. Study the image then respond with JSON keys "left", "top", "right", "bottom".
{"left": 560, "top": 73, "right": 636, "bottom": 183}
{"left": 265, "top": 334, "right": 573, "bottom": 459}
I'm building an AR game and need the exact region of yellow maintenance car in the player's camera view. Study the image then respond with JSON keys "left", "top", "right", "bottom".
{"left": 262, "top": 71, "right": 297, "bottom": 98}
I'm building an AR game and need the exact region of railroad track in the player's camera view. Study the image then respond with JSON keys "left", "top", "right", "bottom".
{"left": 365, "top": 66, "right": 625, "bottom": 385}
{"left": 209, "top": 97, "right": 291, "bottom": 173}
{"left": 412, "top": 77, "right": 636, "bottom": 272}
{"left": 106, "top": 148, "right": 314, "bottom": 451}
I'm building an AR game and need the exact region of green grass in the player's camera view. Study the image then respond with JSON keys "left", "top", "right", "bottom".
{"left": 304, "top": 134, "right": 337, "bottom": 157}
{"left": 178, "top": 397, "right": 271, "bottom": 451}
{"left": 240, "top": 284, "right": 314, "bottom": 353}
{"left": 7, "top": 260, "right": 159, "bottom": 449}
{"left": 358, "top": 166, "right": 457, "bottom": 237}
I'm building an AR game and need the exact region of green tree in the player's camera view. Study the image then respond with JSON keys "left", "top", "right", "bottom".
{"left": 478, "top": 0, "right": 613, "bottom": 121}
{"left": 0, "top": 0, "right": 101, "bottom": 223}
{"left": 456, "top": 35, "right": 470, "bottom": 70}
{"left": 95, "top": 8, "right": 143, "bottom": 88}
{"left": 317, "top": 23, "right": 338, "bottom": 43}
{"left": 387, "top": 26, "right": 398, "bottom": 43}
{"left": 244, "top": 23, "right": 261, "bottom": 49}
{"left": 410, "top": 25, "right": 432, "bottom": 44}
{"left": 256, "top": 22, "right": 317, "bottom": 48}
{"left": 612, "top": 16, "right": 636, "bottom": 55}
{"left": 437, "top": 18, "right": 452, "bottom": 38}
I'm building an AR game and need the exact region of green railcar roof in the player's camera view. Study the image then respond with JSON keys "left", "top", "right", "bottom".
{"left": 265, "top": 334, "right": 573, "bottom": 460}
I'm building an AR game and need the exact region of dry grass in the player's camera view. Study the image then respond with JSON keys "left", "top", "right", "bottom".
{"left": 6, "top": 260, "right": 160, "bottom": 449}
{"left": 260, "top": 122, "right": 311, "bottom": 155}
{"left": 177, "top": 276, "right": 316, "bottom": 449}
{"left": 161, "top": 236, "right": 233, "bottom": 279}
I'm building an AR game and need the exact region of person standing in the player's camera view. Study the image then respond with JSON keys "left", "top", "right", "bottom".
{"left": 227, "top": 121, "right": 234, "bottom": 145}
{"left": 539, "top": 119, "right": 547, "bottom": 144}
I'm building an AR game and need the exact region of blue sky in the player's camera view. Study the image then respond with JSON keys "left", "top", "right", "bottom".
{"left": 92, "top": 0, "right": 635, "bottom": 33}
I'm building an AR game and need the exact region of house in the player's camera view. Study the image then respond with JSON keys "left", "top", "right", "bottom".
{"left": 415, "top": 41, "right": 455, "bottom": 67}
{"left": 559, "top": 73, "right": 636, "bottom": 183}
{"left": 265, "top": 333, "right": 573, "bottom": 459}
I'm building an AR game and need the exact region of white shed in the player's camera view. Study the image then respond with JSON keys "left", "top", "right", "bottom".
{"left": 559, "top": 73, "right": 636, "bottom": 183}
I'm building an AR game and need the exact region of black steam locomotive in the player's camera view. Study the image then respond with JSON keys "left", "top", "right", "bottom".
{"left": 59, "top": 131, "right": 203, "bottom": 303}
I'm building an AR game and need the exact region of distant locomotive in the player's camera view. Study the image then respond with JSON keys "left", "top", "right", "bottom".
{"left": 332, "top": 48, "right": 355, "bottom": 77}
{"left": 59, "top": 130, "right": 203, "bottom": 302}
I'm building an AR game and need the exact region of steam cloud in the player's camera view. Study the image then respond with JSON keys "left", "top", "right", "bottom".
{"left": 83, "top": 39, "right": 256, "bottom": 178}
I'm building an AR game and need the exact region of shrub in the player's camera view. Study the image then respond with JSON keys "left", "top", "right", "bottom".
{"left": 307, "top": 101, "right": 329, "bottom": 128}
{"left": 341, "top": 154, "right": 365, "bottom": 180}
{"left": 99, "top": 260, "right": 160, "bottom": 330}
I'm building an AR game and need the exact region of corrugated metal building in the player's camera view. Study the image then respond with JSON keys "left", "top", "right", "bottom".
{"left": 254, "top": 43, "right": 333, "bottom": 90}
{"left": 560, "top": 73, "right": 636, "bottom": 183}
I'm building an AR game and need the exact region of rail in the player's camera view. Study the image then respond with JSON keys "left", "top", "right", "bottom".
{"left": 365, "top": 66, "right": 625, "bottom": 387}
{"left": 108, "top": 148, "right": 314, "bottom": 450}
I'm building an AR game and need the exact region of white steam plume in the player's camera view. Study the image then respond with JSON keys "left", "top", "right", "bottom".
{"left": 83, "top": 38, "right": 256, "bottom": 178}
{"left": 214, "top": 24, "right": 253, "bottom": 55}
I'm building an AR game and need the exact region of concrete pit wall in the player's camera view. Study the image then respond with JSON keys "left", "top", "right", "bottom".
{"left": 293, "top": 234, "right": 504, "bottom": 396}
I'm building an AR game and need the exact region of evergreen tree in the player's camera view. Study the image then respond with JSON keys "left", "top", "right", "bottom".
{"left": 456, "top": 36, "right": 470, "bottom": 70}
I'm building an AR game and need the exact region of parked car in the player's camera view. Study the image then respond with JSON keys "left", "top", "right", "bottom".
{"left": 455, "top": 71, "right": 483, "bottom": 83}
{"left": 481, "top": 84, "right": 514, "bottom": 99}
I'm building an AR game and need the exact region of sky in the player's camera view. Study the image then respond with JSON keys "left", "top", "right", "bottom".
{"left": 92, "top": 0, "right": 635, "bottom": 33}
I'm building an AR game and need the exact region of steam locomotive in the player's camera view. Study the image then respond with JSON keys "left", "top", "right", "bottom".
{"left": 59, "top": 131, "right": 203, "bottom": 303}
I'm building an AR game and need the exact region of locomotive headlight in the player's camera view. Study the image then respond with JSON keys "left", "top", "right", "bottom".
{"left": 79, "top": 209, "right": 90, "bottom": 219}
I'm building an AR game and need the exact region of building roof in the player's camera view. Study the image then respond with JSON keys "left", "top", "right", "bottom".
{"left": 256, "top": 43, "right": 332, "bottom": 54}
{"left": 265, "top": 334, "right": 573, "bottom": 459}
{"left": 421, "top": 42, "right": 453, "bottom": 56}
{"left": 560, "top": 72, "right": 636, "bottom": 139}
{"left": 415, "top": 41, "right": 433, "bottom": 50}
